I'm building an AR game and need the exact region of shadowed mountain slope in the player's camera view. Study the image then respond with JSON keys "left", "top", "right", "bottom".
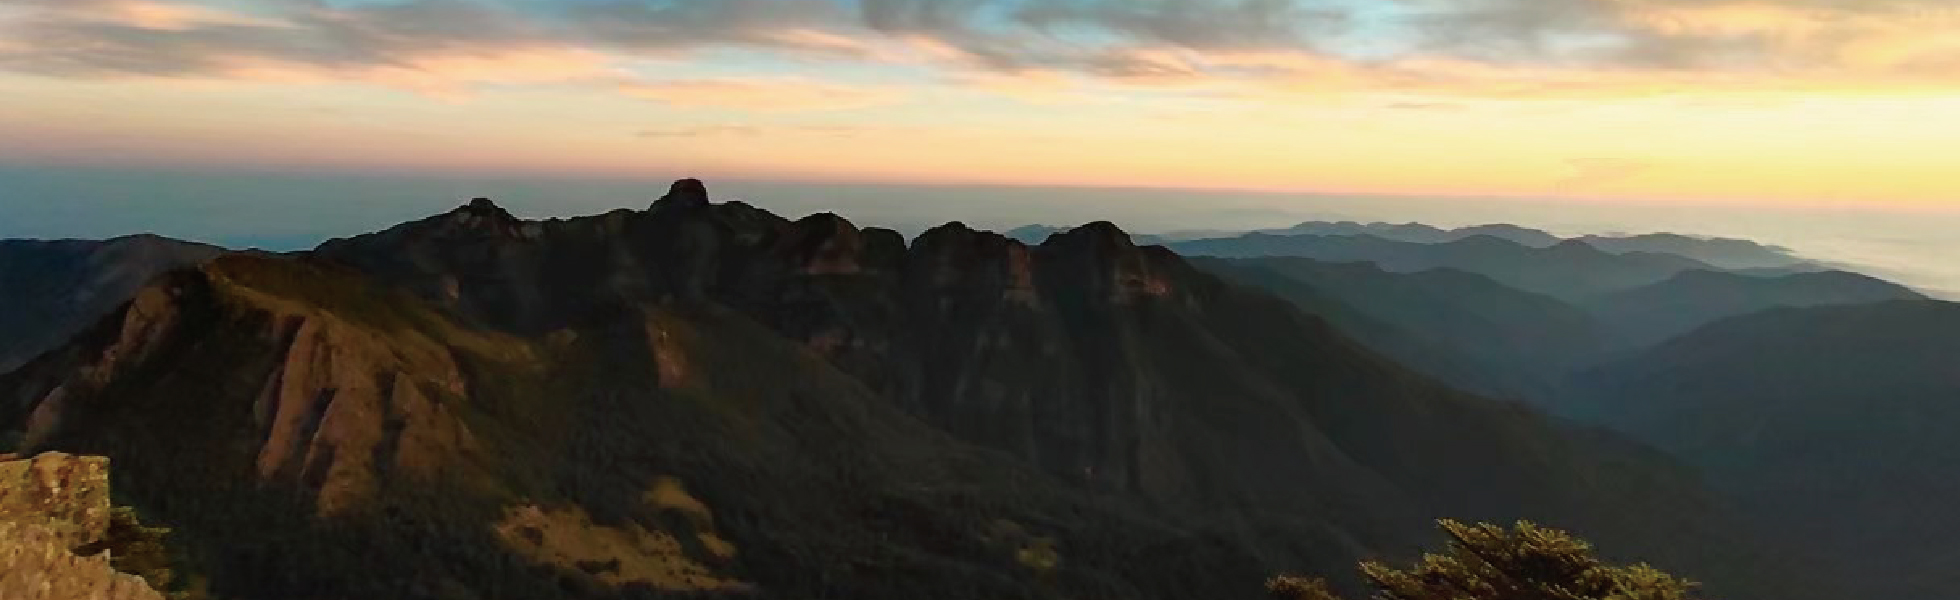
{"left": 1190, "top": 257, "right": 1607, "bottom": 404}
{"left": 0, "top": 235, "right": 223, "bottom": 373}
{"left": 1579, "top": 299, "right": 1960, "bottom": 599}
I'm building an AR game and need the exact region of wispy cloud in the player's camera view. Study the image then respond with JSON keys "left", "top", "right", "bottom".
{"left": 635, "top": 123, "right": 904, "bottom": 139}
{"left": 5, "top": 0, "right": 1960, "bottom": 102}
{"left": 619, "top": 77, "right": 912, "bottom": 112}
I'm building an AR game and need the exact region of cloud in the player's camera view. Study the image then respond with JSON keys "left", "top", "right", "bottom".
{"left": 635, "top": 124, "right": 764, "bottom": 138}
{"left": 0, "top": 0, "right": 566, "bottom": 79}
{"left": 619, "top": 78, "right": 912, "bottom": 112}
{"left": 5, "top": 0, "right": 1960, "bottom": 102}
{"left": 635, "top": 123, "right": 905, "bottom": 138}
{"left": 1406, "top": 0, "right": 1960, "bottom": 75}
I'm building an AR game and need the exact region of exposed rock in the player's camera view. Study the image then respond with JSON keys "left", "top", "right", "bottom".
{"left": 0, "top": 452, "right": 163, "bottom": 600}
{"left": 0, "top": 452, "right": 112, "bottom": 548}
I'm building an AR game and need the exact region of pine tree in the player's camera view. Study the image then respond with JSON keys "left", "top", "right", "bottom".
{"left": 1269, "top": 520, "right": 1700, "bottom": 600}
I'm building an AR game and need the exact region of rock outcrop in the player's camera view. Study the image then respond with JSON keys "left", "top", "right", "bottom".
{"left": 0, "top": 452, "right": 163, "bottom": 600}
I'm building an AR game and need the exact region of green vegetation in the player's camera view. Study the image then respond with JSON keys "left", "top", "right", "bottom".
{"left": 1268, "top": 520, "right": 1699, "bottom": 600}
{"left": 81, "top": 506, "right": 176, "bottom": 589}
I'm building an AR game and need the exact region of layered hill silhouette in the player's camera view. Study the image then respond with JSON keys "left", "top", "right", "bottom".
{"left": 1573, "top": 233, "right": 1809, "bottom": 271}
{"left": 1578, "top": 299, "right": 1960, "bottom": 599}
{"left": 0, "top": 180, "right": 1823, "bottom": 600}
{"left": 1273, "top": 222, "right": 1562, "bottom": 247}
{"left": 1190, "top": 257, "right": 1607, "bottom": 403}
{"left": 1582, "top": 269, "right": 1925, "bottom": 348}
{"left": 0, "top": 235, "right": 222, "bottom": 372}
{"left": 1169, "top": 233, "right": 1713, "bottom": 301}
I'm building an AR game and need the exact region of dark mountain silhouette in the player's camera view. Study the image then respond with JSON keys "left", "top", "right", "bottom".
{"left": 1169, "top": 234, "right": 1713, "bottom": 300}
{"left": 1577, "top": 300, "right": 1960, "bottom": 599}
{"left": 1582, "top": 269, "right": 1926, "bottom": 349}
{"left": 1003, "top": 224, "right": 1166, "bottom": 246}
{"left": 0, "top": 235, "right": 223, "bottom": 373}
{"left": 1575, "top": 233, "right": 1810, "bottom": 271}
{"left": 1191, "top": 257, "right": 1606, "bottom": 403}
{"left": 0, "top": 180, "right": 1822, "bottom": 600}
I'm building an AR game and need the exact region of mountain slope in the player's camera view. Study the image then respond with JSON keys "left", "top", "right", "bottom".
{"left": 1170, "top": 233, "right": 1714, "bottom": 300}
{"left": 1190, "top": 257, "right": 1606, "bottom": 403}
{"left": 1, "top": 181, "right": 1827, "bottom": 600}
{"left": 5, "top": 254, "right": 1284, "bottom": 600}
{"left": 0, "top": 235, "right": 223, "bottom": 373}
{"left": 1584, "top": 269, "right": 1926, "bottom": 348}
{"left": 1578, "top": 300, "right": 1960, "bottom": 599}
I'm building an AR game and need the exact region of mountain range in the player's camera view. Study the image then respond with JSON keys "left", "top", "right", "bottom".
{"left": 1015, "top": 220, "right": 1812, "bottom": 272}
{"left": 0, "top": 180, "right": 1834, "bottom": 600}
{"left": 1169, "top": 233, "right": 1718, "bottom": 300}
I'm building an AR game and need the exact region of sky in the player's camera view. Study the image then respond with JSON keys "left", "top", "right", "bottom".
{"left": 1, "top": 0, "right": 1957, "bottom": 296}
{"left": 3, "top": 0, "right": 1960, "bottom": 208}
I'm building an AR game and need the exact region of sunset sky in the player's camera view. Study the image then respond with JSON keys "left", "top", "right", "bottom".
{"left": 4, "top": 0, "right": 1960, "bottom": 210}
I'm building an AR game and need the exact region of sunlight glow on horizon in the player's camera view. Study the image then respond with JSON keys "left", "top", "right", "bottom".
{"left": 3, "top": 0, "right": 1960, "bottom": 213}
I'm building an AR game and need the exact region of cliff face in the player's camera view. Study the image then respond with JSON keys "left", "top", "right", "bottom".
{"left": 5, "top": 262, "right": 496, "bottom": 518}
{"left": 0, "top": 452, "right": 163, "bottom": 600}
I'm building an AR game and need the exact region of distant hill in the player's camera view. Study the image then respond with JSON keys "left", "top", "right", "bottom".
{"left": 1192, "top": 257, "right": 1607, "bottom": 404}
{"left": 1169, "top": 234, "right": 1714, "bottom": 300}
{"left": 1582, "top": 269, "right": 1926, "bottom": 348}
{"left": 0, "top": 181, "right": 1821, "bottom": 600}
{"left": 1577, "top": 300, "right": 1960, "bottom": 599}
{"left": 1576, "top": 233, "right": 1810, "bottom": 271}
{"left": 0, "top": 235, "right": 223, "bottom": 373}
{"left": 1276, "top": 222, "right": 1563, "bottom": 247}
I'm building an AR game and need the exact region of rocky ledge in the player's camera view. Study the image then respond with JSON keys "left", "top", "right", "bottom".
{"left": 0, "top": 452, "right": 163, "bottom": 600}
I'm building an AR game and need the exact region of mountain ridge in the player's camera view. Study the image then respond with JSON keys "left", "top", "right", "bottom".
{"left": 0, "top": 180, "right": 1829, "bottom": 600}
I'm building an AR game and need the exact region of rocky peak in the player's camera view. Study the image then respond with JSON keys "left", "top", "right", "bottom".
{"left": 437, "top": 197, "right": 526, "bottom": 239}
{"left": 909, "top": 222, "right": 1032, "bottom": 290}
{"left": 653, "top": 178, "right": 711, "bottom": 211}
{"left": 1042, "top": 221, "right": 1136, "bottom": 253}
{"left": 1037, "top": 222, "right": 1173, "bottom": 302}
{"left": 782, "top": 213, "right": 868, "bottom": 275}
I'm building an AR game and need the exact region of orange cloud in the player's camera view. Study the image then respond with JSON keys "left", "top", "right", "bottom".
{"left": 143, "top": 46, "right": 623, "bottom": 99}
{"left": 619, "top": 78, "right": 912, "bottom": 112}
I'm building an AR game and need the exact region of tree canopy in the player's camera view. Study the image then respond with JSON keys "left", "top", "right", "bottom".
{"left": 1270, "top": 520, "right": 1700, "bottom": 600}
